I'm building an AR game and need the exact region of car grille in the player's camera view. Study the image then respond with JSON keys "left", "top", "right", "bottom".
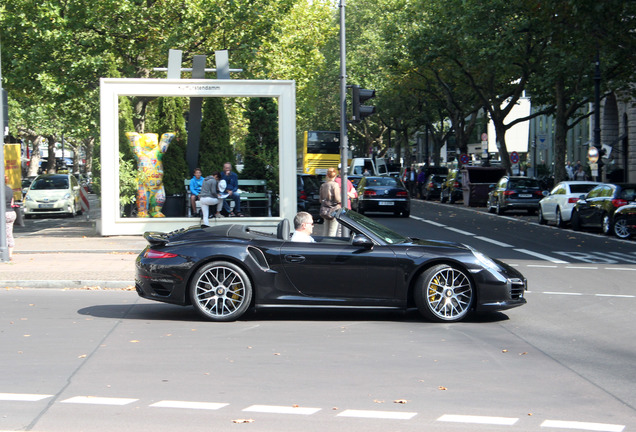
{"left": 510, "top": 278, "right": 526, "bottom": 300}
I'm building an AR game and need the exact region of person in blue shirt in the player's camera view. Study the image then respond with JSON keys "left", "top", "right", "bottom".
{"left": 221, "top": 162, "right": 243, "bottom": 216}
{"left": 189, "top": 168, "right": 204, "bottom": 217}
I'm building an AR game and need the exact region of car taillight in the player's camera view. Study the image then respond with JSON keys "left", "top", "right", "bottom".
{"left": 396, "top": 191, "right": 408, "bottom": 197}
{"left": 454, "top": 182, "right": 460, "bottom": 188}
{"left": 503, "top": 191, "right": 515, "bottom": 196}
{"left": 568, "top": 197, "right": 579, "bottom": 204}
{"left": 612, "top": 198, "right": 628, "bottom": 208}
{"left": 428, "top": 182, "right": 434, "bottom": 188}
{"left": 299, "top": 190, "right": 308, "bottom": 200}
{"left": 534, "top": 191, "right": 544, "bottom": 197}
{"left": 364, "top": 190, "right": 377, "bottom": 197}
{"left": 144, "top": 249, "right": 178, "bottom": 259}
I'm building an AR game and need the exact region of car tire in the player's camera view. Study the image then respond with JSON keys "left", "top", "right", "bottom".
{"left": 556, "top": 208, "right": 566, "bottom": 228}
{"left": 613, "top": 216, "right": 631, "bottom": 239}
{"left": 189, "top": 261, "right": 253, "bottom": 322}
{"left": 571, "top": 210, "right": 581, "bottom": 231}
{"left": 602, "top": 213, "right": 612, "bottom": 235}
{"left": 448, "top": 193, "right": 455, "bottom": 204}
{"left": 414, "top": 264, "right": 474, "bottom": 323}
{"left": 538, "top": 207, "right": 547, "bottom": 224}
{"left": 402, "top": 210, "right": 410, "bottom": 218}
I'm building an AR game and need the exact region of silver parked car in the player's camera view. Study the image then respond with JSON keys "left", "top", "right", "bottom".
{"left": 538, "top": 181, "right": 600, "bottom": 227}
{"left": 23, "top": 173, "right": 82, "bottom": 218}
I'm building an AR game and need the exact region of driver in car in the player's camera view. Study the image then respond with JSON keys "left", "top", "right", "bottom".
{"left": 291, "top": 212, "right": 316, "bottom": 243}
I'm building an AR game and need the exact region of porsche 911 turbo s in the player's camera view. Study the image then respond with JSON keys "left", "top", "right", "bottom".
{"left": 136, "top": 209, "right": 527, "bottom": 323}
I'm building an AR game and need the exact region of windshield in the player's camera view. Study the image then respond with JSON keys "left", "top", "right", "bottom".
{"left": 344, "top": 210, "right": 408, "bottom": 244}
{"left": 366, "top": 177, "right": 399, "bottom": 187}
{"left": 31, "top": 177, "right": 69, "bottom": 190}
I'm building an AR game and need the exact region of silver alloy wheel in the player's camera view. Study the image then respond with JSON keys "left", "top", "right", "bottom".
{"left": 613, "top": 217, "right": 631, "bottom": 239}
{"left": 190, "top": 261, "right": 252, "bottom": 321}
{"left": 415, "top": 264, "right": 474, "bottom": 322}
{"left": 556, "top": 208, "right": 565, "bottom": 228}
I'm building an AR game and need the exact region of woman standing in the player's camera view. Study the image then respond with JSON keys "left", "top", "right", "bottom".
{"left": 4, "top": 176, "right": 16, "bottom": 260}
{"left": 319, "top": 168, "right": 342, "bottom": 237}
{"left": 198, "top": 172, "right": 220, "bottom": 226}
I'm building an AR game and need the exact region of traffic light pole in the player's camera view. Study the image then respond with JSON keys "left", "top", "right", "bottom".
{"left": 339, "top": 0, "right": 349, "bottom": 210}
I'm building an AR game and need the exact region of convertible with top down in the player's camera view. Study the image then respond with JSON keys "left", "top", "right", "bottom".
{"left": 135, "top": 209, "right": 527, "bottom": 323}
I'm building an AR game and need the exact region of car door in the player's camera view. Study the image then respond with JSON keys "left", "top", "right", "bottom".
{"left": 578, "top": 185, "right": 608, "bottom": 226}
{"left": 542, "top": 184, "right": 564, "bottom": 220}
{"left": 279, "top": 239, "right": 397, "bottom": 299}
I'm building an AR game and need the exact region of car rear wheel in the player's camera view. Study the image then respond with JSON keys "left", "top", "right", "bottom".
{"left": 414, "top": 264, "right": 474, "bottom": 322}
{"left": 189, "top": 261, "right": 253, "bottom": 322}
{"left": 602, "top": 213, "right": 612, "bottom": 235}
{"left": 538, "top": 207, "right": 547, "bottom": 224}
{"left": 556, "top": 208, "right": 566, "bottom": 228}
{"left": 613, "top": 216, "right": 631, "bottom": 239}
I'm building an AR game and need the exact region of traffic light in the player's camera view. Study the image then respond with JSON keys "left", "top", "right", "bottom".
{"left": 351, "top": 85, "right": 376, "bottom": 122}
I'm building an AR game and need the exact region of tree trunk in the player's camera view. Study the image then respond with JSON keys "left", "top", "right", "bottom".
{"left": 46, "top": 135, "right": 57, "bottom": 174}
{"left": 553, "top": 77, "right": 568, "bottom": 184}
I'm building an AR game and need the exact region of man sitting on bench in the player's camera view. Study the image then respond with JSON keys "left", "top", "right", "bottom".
{"left": 221, "top": 162, "right": 244, "bottom": 217}
{"left": 189, "top": 168, "right": 204, "bottom": 217}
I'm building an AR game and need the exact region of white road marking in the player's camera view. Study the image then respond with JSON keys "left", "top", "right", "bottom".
{"left": 438, "top": 414, "right": 518, "bottom": 425}
{"left": 61, "top": 396, "right": 138, "bottom": 405}
{"left": 543, "top": 292, "right": 583, "bottom": 296}
{"left": 445, "top": 227, "right": 476, "bottom": 236}
{"left": 514, "top": 248, "right": 569, "bottom": 264}
{"left": 473, "top": 236, "right": 514, "bottom": 247}
{"left": 595, "top": 293, "right": 635, "bottom": 298}
{"left": 565, "top": 266, "right": 598, "bottom": 270}
{"left": 605, "top": 267, "right": 636, "bottom": 271}
{"left": 243, "top": 404, "right": 321, "bottom": 415}
{"left": 541, "top": 419, "right": 625, "bottom": 431}
{"left": 527, "top": 264, "right": 559, "bottom": 268}
{"left": 337, "top": 409, "right": 417, "bottom": 420}
{"left": 150, "top": 400, "right": 228, "bottom": 410}
{"left": 0, "top": 393, "right": 52, "bottom": 401}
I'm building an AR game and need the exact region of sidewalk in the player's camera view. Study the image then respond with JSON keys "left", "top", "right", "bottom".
{"left": 2, "top": 215, "right": 148, "bottom": 289}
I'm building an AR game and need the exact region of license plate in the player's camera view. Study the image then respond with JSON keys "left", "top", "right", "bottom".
{"left": 38, "top": 203, "right": 55, "bottom": 208}
{"left": 313, "top": 194, "right": 320, "bottom": 199}
{"left": 379, "top": 201, "right": 394, "bottom": 206}
{"left": 519, "top": 194, "right": 532, "bottom": 198}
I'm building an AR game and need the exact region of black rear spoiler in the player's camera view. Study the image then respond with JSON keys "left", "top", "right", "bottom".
{"left": 144, "top": 231, "right": 168, "bottom": 247}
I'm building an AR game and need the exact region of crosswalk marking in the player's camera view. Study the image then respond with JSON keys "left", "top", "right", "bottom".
{"left": 243, "top": 405, "right": 321, "bottom": 415}
{"left": 541, "top": 419, "right": 625, "bottom": 432}
{"left": 438, "top": 414, "right": 518, "bottom": 425}
{"left": 337, "top": 409, "right": 417, "bottom": 420}
{"left": 0, "top": 393, "right": 52, "bottom": 401}
{"left": 150, "top": 400, "right": 228, "bottom": 410}
{"left": 61, "top": 396, "right": 138, "bottom": 405}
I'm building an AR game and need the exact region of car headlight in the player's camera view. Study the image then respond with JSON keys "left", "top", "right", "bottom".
{"left": 63, "top": 193, "right": 71, "bottom": 200}
{"left": 25, "top": 194, "right": 33, "bottom": 202}
{"left": 466, "top": 246, "right": 507, "bottom": 282}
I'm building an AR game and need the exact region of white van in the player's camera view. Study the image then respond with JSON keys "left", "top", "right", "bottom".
{"left": 349, "top": 157, "right": 389, "bottom": 176}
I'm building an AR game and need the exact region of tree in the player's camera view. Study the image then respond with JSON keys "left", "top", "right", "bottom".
{"left": 198, "top": 98, "right": 235, "bottom": 176}
{"left": 241, "top": 98, "right": 279, "bottom": 192}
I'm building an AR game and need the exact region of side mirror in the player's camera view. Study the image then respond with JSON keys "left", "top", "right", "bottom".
{"left": 542, "top": 190, "right": 549, "bottom": 197}
{"left": 352, "top": 234, "right": 373, "bottom": 249}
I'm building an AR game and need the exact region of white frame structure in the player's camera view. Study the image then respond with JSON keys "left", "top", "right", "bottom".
{"left": 99, "top": 78, "right": 296, "bottom": 236}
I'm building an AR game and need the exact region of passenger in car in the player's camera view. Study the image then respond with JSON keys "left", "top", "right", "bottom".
{"left": 291, "top": 211, "right": 315, "bottom": 243}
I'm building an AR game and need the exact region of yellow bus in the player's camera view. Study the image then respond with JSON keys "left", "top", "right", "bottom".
{"left": 302, "top": 131, "right": 342, "bottom": 175}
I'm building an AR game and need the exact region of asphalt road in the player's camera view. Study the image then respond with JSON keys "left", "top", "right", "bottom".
{"left": 1, "top": 200, "right": 634, "bottom": 432}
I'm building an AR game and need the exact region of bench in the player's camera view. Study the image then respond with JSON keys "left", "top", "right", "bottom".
{"left": 184, "top": 178, "right": 272, "bottom": 217}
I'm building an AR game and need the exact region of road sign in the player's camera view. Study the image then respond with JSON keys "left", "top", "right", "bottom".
{"left": 481, "top": 133, "right": 488, "bottom": 142}
{"left": 459, "top": 153, "right": 470, "bottom": 165}
{"left": 510, "top": 151, "right": 519, "bottom": 164}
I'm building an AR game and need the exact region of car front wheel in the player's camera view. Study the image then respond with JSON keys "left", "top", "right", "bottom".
{"left": 189, "top": 261, "right": 253, "bottom": 322}
{"left": 556, "top": 208, "right": 565, "bottom": 228}
{"left": 538, "top": 207, "right": 546, "bottom": 224}
{"left": 613, "top": 216, "right": 631, "bottom": 239}
{"left": 414, "top": 264, "right": 474, "bottom": 322}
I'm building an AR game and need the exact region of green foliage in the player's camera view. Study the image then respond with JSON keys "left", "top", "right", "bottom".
{"left": 199, "top": 98, "right": 235, "bottom": 176}
{"left": 241, "top": 98, "right": 279, "bottom": 192}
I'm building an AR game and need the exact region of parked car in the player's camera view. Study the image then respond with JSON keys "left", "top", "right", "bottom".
{"left": 347, "top": 175, "right": 363, "bottom": 189}
{"left": 611, "top": 204, "right": 636, "bottom": 239}
{"left": 571, "top": 183, "right": 636, "bottom": 235}
{"left": 538, "top": 181, "right": 600, "bottom": 227}
{"left": 440, "top": 169, "right": 463, "bottom": 204}
{"left": 421, "top": 174, "right": 447, "bottom": 201}
{"left": 487, "top": 176, "right": 546, "bottom": 215}
{"left": 352, "top": 176, "right": 411, "bottom": 217}
{"left": 23, "top": 173, "right": 82, "bottom": 218}
{"left": 21, "top": 176, "right": 37, "bottom": 198}
{"left": 297, "top": 173, "right": 322, "bottom": 222}
{"left": 135, "top": 208, "right": 527, "bottom": 323}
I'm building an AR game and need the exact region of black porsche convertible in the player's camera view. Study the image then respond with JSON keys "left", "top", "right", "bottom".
{"left": 135, "top": 209, "right": 527, "bottom": 323}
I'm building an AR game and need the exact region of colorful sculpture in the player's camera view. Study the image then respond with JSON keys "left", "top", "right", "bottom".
{"left": 125, "top": 132, "right": 176, "bottom": 218}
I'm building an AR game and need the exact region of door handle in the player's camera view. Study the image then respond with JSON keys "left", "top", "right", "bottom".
{"left": 285, "top": 255, "right": 306, "bottom": 263}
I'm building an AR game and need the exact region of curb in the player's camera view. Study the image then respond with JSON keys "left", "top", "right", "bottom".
{"left": 1, "top": 280, "right": 135, "bottom": 289}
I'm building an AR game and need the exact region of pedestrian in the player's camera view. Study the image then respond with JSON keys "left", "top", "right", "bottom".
{"left": 198, "top": 172, "right": 221, "bottom": 226}
{"left": 213, "top": 172, "right": 227, "bottom": 219}
{"left": 417, "top": 168, "right": 427, "bottom": 198}
{"left": 221, "top": 162, "right": 243, "bottom": 216}
{"left": 4, "top": 175, "right": 16, "bottom": 261}
{"left": 335, "top": 175, "right": 357, "bottom": 209}
{"left": 189, "top": 168, "right": 204, "bottom": 217}
{"left": 291, "top": 211, "right": 315, "bottom": 242}
{"left": 574, "top": 165, "right": 587, "bottom": 181}
{"left": 565, "top": 162, "right": 574, "bottom": 180}
{"left": 362, "top": 168, "right": 370, "bottom": 176}
{"left": 319, "top": 167, "right": 342, "bottom": 237}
